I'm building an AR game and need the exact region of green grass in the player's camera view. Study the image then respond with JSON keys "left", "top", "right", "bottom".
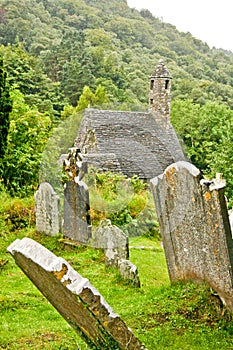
{"left": 1, "top": 197, "right": 233, "bottom": 349}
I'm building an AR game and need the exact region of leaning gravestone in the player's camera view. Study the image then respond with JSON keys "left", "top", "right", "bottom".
{"left": 35, "top": 182, "right": 60, "bottom": 236}
{"left": 7, "top": 238, "right": 146, "bottom": 350}
{"left": 151, "top": 161, "right": 233, "bottom": 312}
{"left": 63, "top": 148, "right": 92, "bottom": 244}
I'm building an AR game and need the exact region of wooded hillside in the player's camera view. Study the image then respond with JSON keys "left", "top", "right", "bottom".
{"left": 1, "top": 0, "right": 233, "bottom": 109}
{"left": 0, "top": 0, "right": 232, "bottom": 203}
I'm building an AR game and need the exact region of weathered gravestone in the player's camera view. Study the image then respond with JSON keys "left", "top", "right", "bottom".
{"left": 35, "top": 182, "right": 60, "bottom": 236}
{"left": 150, "top": 161, "right": 233, "bottom": 312}
{"left": 92, "top": 220, "right": 140, "bottom": 286}
{"left": 118, "top": 259, "right": 141, "bottom": 288}
{"left": 63, "top": 148, "right": 92, "bottom": 244}
{"left": 92, "top": 219, "right": 129, "bottom": 267}
{"left": 7, "top": 238, "right": 146, "bottom": 350}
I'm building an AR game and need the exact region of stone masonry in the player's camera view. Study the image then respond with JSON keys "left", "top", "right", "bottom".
{"left": 74, "top": 61, "right": 185, "bottom": 180}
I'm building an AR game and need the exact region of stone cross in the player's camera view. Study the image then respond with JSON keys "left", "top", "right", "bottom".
{"left": 35, "top": 182, "right": 60, "bottom": 236}
{"left": 150, "top": 161, "right": 233, "bottom": 312}
{"left": 7, "top": 237, "right": 146, "bottom": 350}
{"left": 63, "top": 148, "right": 91, "bottom": 243}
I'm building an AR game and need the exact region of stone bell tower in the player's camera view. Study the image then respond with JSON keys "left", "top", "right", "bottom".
{"left": 149, "top": 60, "right": 172, "bottom": 122}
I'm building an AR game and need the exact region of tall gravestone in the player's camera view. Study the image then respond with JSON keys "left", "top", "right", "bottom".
{"left": 63, "top": 148, "right": 91, "bottom": 243}
{"left": 35, "top": 182, "right": 60, "bottom": 236}
{"left": 150, "top": 161, "right": 233, "bottom": 312}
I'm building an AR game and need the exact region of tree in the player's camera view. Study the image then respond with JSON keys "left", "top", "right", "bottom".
{"left": 0, "top": 57, "right": 12, "bottom": 160}
{"left": 76, "top": 85, "right": 108, "bottom": 111}
{"left": 171, "top": 98, "right": 233, "bottom": 205}
{"left": 3, "top": 89, "right": 52, "bottom": 195}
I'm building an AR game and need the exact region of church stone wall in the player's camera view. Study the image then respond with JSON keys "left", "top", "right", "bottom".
{"left": 75, "top": 108, "right": 185, "bottom": 180}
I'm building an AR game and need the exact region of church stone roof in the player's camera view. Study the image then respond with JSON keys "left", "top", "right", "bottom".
{"left": 150, "top": 60, "right": 172, "bottom": 79}
{"left": 74, "top": 108, "right": 185, "bottom": 180}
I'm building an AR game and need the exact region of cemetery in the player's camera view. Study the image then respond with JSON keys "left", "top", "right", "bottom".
{"left": 2, "top": 62, "right": 233, "bottom": 349}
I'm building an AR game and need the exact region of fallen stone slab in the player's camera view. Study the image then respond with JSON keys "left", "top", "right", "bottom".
{"left": 7, "top": 237, "right": 146, "bottom": 350}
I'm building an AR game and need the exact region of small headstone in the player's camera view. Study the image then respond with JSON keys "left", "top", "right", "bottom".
{"left": 92, "top": 219, "right": 129, "bottom": 267}
{"left": 35, "top": 182, "right": 60, "bottom": 236}
{"left": 151, "top": 161, "right": 233, "bottom": 312}
{"left": 7, "top": 238, "right": 146, "bottom": 350}
{"left": 63, "top": 148, "right": 91, "bottom": 244}
{"left": 118, "top": 259, "right": 141, "bottom": 287}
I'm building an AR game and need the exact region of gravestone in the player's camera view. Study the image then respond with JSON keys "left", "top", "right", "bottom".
{"left": 118, "top": 259, "right": 141, "bottom": 287}
{"left": 92, "top": 219, "right": 129, "bottom": 267}
{"left": 63, "top": 148, "right": 91, "bottom": 243}
{"left": 35, "top": 182, "right": 60, "bottom": 236}
{"left": 150, "top": 161, "right": 233, "bottom": 312}
{"left": 92, "top": 220, "right": 140, "bottom": 286}
{"left": 7, "top": 237, "right": 146, "bottom": 350}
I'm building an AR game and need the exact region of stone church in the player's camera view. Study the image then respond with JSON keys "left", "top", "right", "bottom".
{"left": 74, "top": 60, "right": 185, "bottom": 180}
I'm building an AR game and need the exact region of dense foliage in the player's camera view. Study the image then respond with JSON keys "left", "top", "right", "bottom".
{"left": 0, "top": 57, "right": 12, "bottom": 161}
{"left": 0, "top": 0, "right": 232, "bottom": 203}
{"left": 3, "top": 89, "right": 52, "bottom": 195}
{"left": 1, "top": 0, "right": 233, "bottom": 108}
{"left": 171, "top": 99, "right": 233, "bottom": 206}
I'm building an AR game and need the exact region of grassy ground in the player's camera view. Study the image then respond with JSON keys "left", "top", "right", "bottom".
{"left": 1, "top": 197, "right": 233, "bottom": 349}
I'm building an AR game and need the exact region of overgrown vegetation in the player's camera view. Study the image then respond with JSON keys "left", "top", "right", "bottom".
{"left": 1, "top": 194, "right": 233, "bottom": 349}
{"left": 87, "top": 170, "right": 158, "bottom": 237}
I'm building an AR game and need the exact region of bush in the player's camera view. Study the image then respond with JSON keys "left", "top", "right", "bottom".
{"left": 0, "top": 191, "right": 35, "bottom": 236}
{"left": 87, "top": 169, "right": 159, "bottom": 238}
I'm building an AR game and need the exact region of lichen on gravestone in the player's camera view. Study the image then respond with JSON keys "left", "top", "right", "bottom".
{"left": 35, "top": 182, "right": 60, "bottom": 236}
{"left": 7, "top": 237, "right": 146, "bottom": 350}
{"left": 150, "top": 161, "right": 233, "bottom": 313}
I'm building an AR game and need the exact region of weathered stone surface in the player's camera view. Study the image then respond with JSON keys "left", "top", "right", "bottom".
{"left": 63, "top": 180, "right": 92, "bottom": 243}
{"left": 7, "top": 238, "right": 146, "bottom": 350}
{"left": 63, "top": 148, "right": 92, "bottom": 243}
{"left": 118, "top": 259, "right": 140, "bottom": 287}
{"left": 92, "top": 219, "right": 129, "bottom": 267}
{"left": 35, "top": 182, "right": 60, "bottom": 236}
{"left": 149, "top": 60, "right": 172, "bottom": 122}
{"left": 150, "top": 161, "right": 233, "bottom": 312}
{"left": 75, "top": 108, "right": 185, "bottom": 180}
